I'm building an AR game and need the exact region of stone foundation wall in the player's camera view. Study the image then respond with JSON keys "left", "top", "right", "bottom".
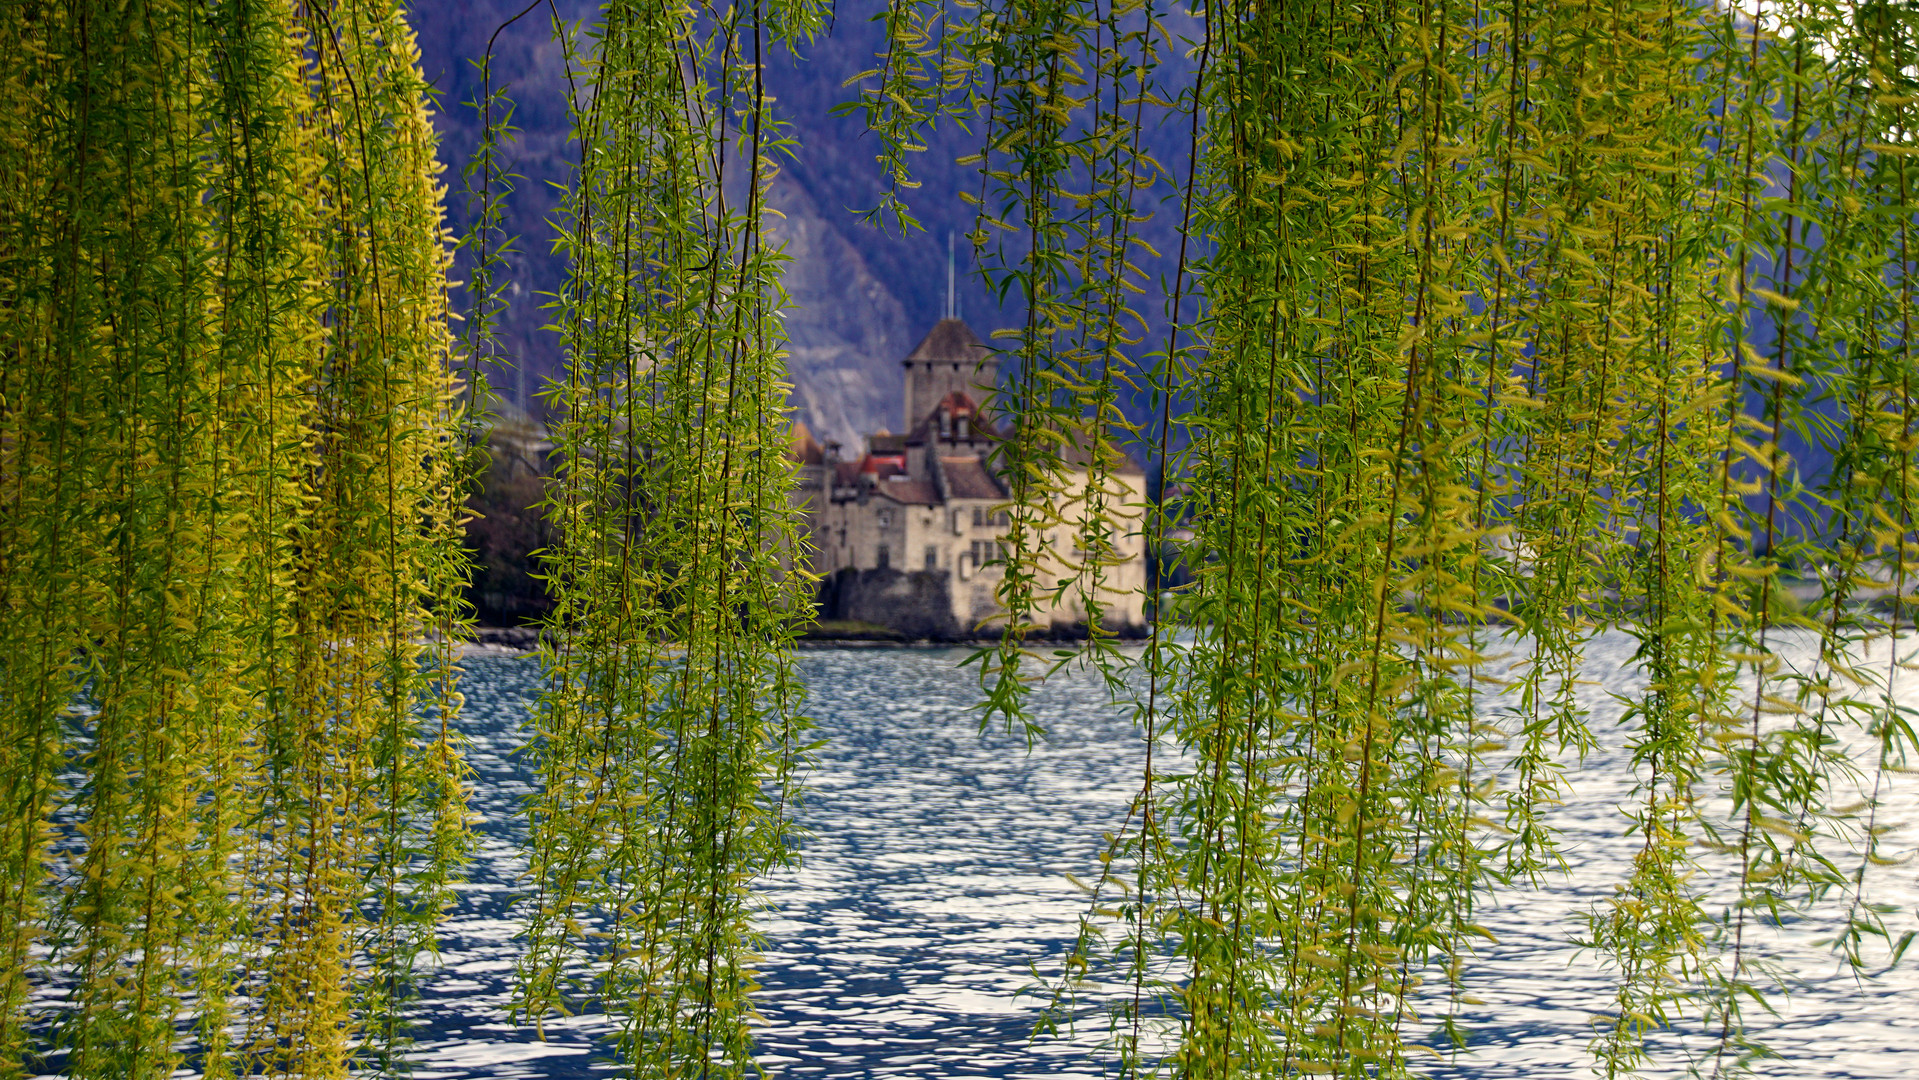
{"left": 813, "top": 567, "right": 1152, "bottom": 641}
{"left": 816, "top": 567, "right": 964, "bottom": 641}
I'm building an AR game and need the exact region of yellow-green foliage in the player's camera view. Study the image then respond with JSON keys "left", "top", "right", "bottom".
{"left": 505, "top": 2, "right": 824, "bottom": 1077}
{"left": 7, "top": 0, "right": 1919, "bottom": 1077}
{"left": 856, "top": 0, "right": 1919, "bottom": 1076}
{"left": 0, "top": 2, "right": 470, "bottom": 1077}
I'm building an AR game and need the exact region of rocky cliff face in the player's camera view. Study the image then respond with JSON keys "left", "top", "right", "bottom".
{"left": 763, "top": 172, "right": 912, "bottom": 450}
{"left": 415, "top": 1, "right": 1003, "bottom": 448}
{"left": 413, "top": 2, "right": 584, "bottom": 414}
{"left": 414, "top": 1, "right": 1192, "bottom": 449}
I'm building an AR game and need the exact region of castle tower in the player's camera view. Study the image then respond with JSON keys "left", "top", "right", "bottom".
{"left": 901, "top": 318, "right": 992, "bottom": 433}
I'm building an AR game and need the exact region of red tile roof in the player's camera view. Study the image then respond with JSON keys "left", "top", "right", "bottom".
{"left": 938, "top": 390, "right": 981, "bottom": 415}
{"left": 906, "top": 390, "right": 997, "bottom": 445}
{"left": 877, "top": 479, "right": 940, "bottom": 505}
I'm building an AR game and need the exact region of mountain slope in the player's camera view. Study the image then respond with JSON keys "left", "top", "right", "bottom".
{"left": 413, "top": 1, "right": 1196, "bottom": 448}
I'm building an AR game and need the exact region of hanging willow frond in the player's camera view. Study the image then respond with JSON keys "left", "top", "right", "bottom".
{"left": 506, "top": 1, "right": 822, "bottom": 1075}
{"left": 847, "top": 0, "right": 1919, "bottom": 1076}
{"left": 0, "top": 2, "right": 469, "bottom": 1077}
{"left": 6, "top": 0, "right": 1919, "bottom": 1076}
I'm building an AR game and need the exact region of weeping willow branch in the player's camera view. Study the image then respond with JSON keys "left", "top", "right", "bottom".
{"left": 851, "top": 0, "right": 1919, "bottom": 1077}
{"left": 506, "top": 1, "right": 821, "bottom": 1076}
{"left": 0, "top": 2, "right": 469, "bottom": 1077}
{"left": 6, "top": 0, "right": 1919, "bottom": 1077}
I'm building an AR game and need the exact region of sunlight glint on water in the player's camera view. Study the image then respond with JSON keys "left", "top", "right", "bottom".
{"left": 409, "top": 635, "right": 1917, "bottom": 1078}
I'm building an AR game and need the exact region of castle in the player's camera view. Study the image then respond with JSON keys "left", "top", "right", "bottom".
{"left": 790, "top": 318, "right": 1149, "bottom": 640}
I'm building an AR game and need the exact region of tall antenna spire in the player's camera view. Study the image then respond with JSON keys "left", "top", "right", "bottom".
{"left": 946, "top": 232, "right": 956, "bottom": 320}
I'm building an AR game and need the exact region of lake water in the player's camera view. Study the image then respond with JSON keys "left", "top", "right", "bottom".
{"left": 410, "top": 634, "right": 1918, "bottom": 1078}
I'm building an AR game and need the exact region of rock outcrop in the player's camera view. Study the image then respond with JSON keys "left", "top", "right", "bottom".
{"left": 763, "top": 173, "right": 912, "bottom": 450}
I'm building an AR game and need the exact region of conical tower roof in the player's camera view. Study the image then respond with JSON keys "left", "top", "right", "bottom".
{"left": 904, "top": 317, "right": 989, "bottom": 364}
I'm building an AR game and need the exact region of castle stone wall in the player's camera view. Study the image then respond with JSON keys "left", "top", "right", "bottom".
{"left": 817, "top": 567, "right": 964, "bottom": 641}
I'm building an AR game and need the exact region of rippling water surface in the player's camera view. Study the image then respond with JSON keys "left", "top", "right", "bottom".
{"left": 412, "top": 635, "right": 1918, "bottom": 1078}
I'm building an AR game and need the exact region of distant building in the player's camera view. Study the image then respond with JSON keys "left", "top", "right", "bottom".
{"left": 789, "top": 318, "right": 1148, "bottom": 640}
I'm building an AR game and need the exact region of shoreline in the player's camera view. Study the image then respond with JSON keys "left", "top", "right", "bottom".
{"left": 457, "top": 625, "right": 1152, "bottom": 657}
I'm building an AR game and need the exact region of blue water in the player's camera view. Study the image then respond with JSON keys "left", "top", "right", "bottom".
{"left": 407, "top": 637, "right": 1919, "bottom": 1078}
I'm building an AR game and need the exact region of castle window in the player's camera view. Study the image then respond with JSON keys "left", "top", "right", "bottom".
{"left": 972, "top": 506, "right": 984, "bottom": 528}
{"left": 957, "top": 417, "right": 970, "bottom": 440}
{"left": 877, "top": 544, "right": 891, "bottom": 569}
{"left": 924, "top": 545, "right": 938, "bottom": 570}
{"left": 971, "top": 539, "right": 1004, "bottom": 568}
{"left": 940, "top": 410, "right": 952, "bottom": 439}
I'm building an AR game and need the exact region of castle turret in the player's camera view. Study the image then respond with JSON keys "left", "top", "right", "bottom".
{"left": 901, "top": 318, "right": 992, "bottom": 433}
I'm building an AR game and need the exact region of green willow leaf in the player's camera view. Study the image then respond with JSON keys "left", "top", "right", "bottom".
{"left": 0, "top": 2, "right": 470, "bottom": 1076}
